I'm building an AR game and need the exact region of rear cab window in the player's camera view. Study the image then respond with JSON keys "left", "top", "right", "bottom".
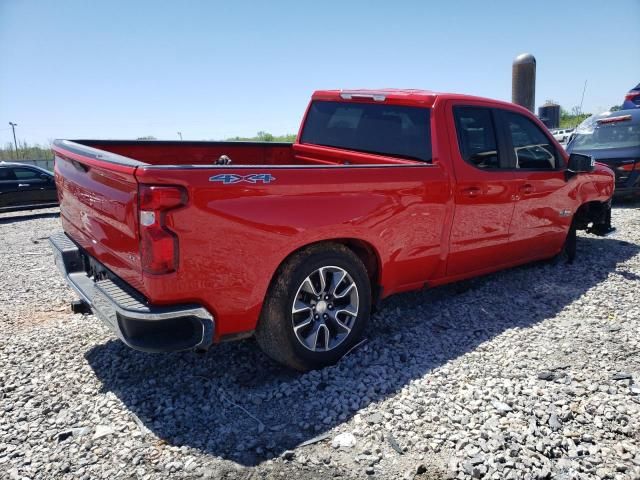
{"left": 571, "top": 115, "right": 640, "bottom": 150}
{"left": 300, "top": 101, "right": 432, "bottom": 162}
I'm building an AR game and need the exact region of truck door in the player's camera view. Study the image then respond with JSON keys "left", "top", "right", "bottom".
{"left": 445, "top": 104, "right": 521, "bottom": 276}
{"left": 498, "top": 110, "right": 569, "bottom": 259}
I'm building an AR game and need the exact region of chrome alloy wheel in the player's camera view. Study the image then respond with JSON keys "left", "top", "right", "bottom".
{"left": 291, "top": 266, "right": 359, "bottom": 352}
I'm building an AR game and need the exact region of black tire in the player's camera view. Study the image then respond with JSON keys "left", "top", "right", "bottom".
{"left": 255, "top": 243, "right": 371, "bottom": 371}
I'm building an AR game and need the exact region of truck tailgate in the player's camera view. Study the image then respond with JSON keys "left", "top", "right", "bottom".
{"left": 53, "top": 141, "right": 143, "bottom": 290}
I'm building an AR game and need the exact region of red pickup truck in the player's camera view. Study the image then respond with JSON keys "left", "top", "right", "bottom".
{"left": 49, "top": 89, "right": 614, "bottom": 370}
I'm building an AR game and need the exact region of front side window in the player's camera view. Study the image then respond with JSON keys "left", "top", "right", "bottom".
{"left": 13, "top": 168, "right": 41, "bottom": 180}
{"left": 453, "top": 106, "right": 500, "bottom": 169}
{"left": 504, "top": 112, "right": 558, "bottom": 169}
{"left": 300, "top": 101, "right": 432, "bottom": 162}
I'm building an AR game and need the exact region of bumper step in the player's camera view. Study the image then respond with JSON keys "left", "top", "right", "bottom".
{"left": 49, "top": 232, "right": 215, "bottom": 352}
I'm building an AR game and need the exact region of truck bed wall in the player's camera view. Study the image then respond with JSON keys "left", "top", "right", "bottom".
{"left": 77, "top": 140, "right": 297, "bottom": 166}
{"left": 74, "top": 140, "right": 421, "bottom": 167}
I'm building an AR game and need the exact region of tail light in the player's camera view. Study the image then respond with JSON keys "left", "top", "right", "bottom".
{"left": 618, "top": 162, "right": 640, "bottom": 172}
{"left": 597, "top": 114, "right": 632, "bottom": 124}
{"left": 138, "top": 185, "right": 187, "bottom": 274}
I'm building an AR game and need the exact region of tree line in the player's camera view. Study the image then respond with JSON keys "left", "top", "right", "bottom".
{"left": 0, "top": 141, "right": 53, "bottom": 161}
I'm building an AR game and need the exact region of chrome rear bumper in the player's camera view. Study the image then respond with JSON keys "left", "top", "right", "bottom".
{"left": 49, "top": 232, "right": 214, "bottom": 352}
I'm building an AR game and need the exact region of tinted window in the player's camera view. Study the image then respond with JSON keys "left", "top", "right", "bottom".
{"left": 0, "top": 168, "right": 16, "bottom": 180}
{"left": 301, "top": 101, "right": 432, "bottom": 162}
{"left": 505, "top": 112, "right": 558, "bottom": 169}
{"left": 13, "top": 168, "right": 42, "bottom": 180}
{"left": 453, "top": 107, "right": 500, "bottom": 169}
{"left": 571, "top": 118, "right": 640, "bottom": 150}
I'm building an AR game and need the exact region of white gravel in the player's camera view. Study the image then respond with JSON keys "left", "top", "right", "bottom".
{"left": 1, "top": 206, "right": 639, "bottom": 480}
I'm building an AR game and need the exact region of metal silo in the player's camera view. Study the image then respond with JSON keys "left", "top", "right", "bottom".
{"left": 512, "top": 53, "right": 536, "bottom": 113}
{"left": 538, "top": 102, "right": 561, "bottom": 129}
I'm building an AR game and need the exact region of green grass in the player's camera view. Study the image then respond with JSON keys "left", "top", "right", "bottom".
{"left": 559, "top": 114, "right": 591, "bottom": 129}
{"left": 224, "top": 131, "right": 296, "bottom": 142}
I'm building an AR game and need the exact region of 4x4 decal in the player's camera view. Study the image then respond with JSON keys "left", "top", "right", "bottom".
{"left": 209, "top": 173, "right": 275, "bottom": 184}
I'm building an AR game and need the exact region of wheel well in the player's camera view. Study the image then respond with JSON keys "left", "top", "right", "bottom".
{"left": 336, "top": 238, "right": 381, "bottom": 301}
{"left": 573, "top": 201, "right": 610, "bottom": 230}
{"left": 267, "top": 238, "right": 382, "bottom": 305}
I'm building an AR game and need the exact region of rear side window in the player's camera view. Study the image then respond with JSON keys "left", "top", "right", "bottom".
{"left": 571, "top": 117, "right": 640, "bottom": 150}
{"left": 301, "top": 101, "right": 432, "bottom": 162}
{"left": 0, "top": 168, "right": 16, "bottom": 180}
{"left": 504, "top": 112, "right": 558, "bottom": 169}
{"left": 453, "top": 107, "right": 500, "bottom": 169}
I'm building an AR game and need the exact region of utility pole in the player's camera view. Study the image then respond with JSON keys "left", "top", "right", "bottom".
{"left": 177, "top": 131, "right": 183, "bottom": 140}
{"left": 8, "top": 122, "right": 19, "bottom": 159}
{"left": 579, "top": 80, "right": 588, "bottom": 116}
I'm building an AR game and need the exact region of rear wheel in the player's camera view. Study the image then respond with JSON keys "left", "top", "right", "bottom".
{"left": 255, "top": 243, "right": 371, "bottom": 371}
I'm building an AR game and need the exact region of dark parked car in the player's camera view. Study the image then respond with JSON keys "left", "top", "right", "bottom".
{"left": 0, "top": 162, "right": 58, "bottom": 212}
{"left": 567, "top": 109, "right": 640, "bottom": 198}
{"left": 622, "top": 83, "right": 640, "bottom": 110}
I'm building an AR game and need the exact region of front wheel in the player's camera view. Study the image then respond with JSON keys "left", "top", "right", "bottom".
{"left": 255, "top": 243, "right": 371, "bottom": 371}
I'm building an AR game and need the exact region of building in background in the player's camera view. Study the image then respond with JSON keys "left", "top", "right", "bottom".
{"left": 512, "top": 53, "right": 536, "bottom": 113}
{"left": 538, "top": 102, "right": 561, "bottom": 129}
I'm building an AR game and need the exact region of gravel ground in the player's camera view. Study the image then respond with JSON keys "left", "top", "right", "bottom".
{"left": 1, "top": 206, "right": 639, "bottom": 480}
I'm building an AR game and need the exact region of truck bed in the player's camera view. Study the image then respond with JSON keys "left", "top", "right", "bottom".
{"left": 51, "top": 136, "right": 438, "bottom": 340}
{"left": 61, "top": 139, "right": 421, "bottom": 167}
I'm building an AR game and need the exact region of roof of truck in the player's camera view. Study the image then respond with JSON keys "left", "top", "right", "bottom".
{"left": 312, "top": 89, "right": 524, "bottom": 111}
{"left": 313, "top": 89, "right": 437, "bottom": 103}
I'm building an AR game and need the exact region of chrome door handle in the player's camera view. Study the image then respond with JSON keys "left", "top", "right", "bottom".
{"left": 18, "top": 183, "right": 30, "bottom": 187}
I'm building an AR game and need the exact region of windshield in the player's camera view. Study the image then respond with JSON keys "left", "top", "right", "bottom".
{"left": 571, "top": 116, "right": 640, "bottom": 150}
{"left": 301, "top": 101, "right": 432, "bottom": 162}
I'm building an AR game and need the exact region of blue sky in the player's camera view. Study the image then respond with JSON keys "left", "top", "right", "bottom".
{"left": 1, "top": 0, "right": 638, "bottom": 145}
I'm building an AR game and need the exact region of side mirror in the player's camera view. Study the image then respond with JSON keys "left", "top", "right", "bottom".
{"left": 40, "top": 174, "right": 51, "bottom": 181}
{"left": 567, "top": 153, "right": 595, "bottom": 174}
